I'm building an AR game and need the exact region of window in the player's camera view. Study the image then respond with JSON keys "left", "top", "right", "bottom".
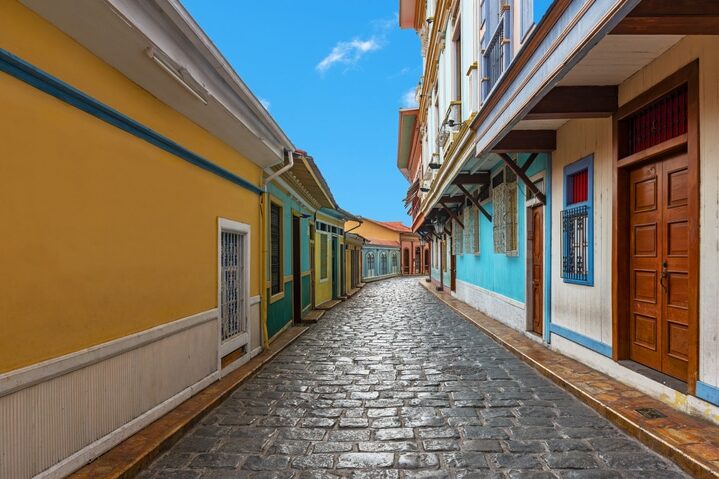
{"left": 453, "top": 219, "right": 463, "bottom": 255}
{"left": 464, "top": 205, "right": 480, "bottom": 255}
{"left": 366, "top": 251, "right": 375, "bottom": 277}
{"left": 380, "top": 252, "right": 388, "bottom": 275}
{"left": 618, "top": 84, "right": 687, "bottom": 158}
{"left": 452, "top": 14, "right": 462, "bottom": 102}
{"left": 492, "top": 167, "right": 518, "bottom": 255}
{"left": 392, "top": 252, "right": 398, "bottom": 271}
{"left": 218, "top": 218, "right": 250, "bottom": 357}
{"left": 270, "top": 202, "right": 282, "bottom": 296}
{"left": 561, "top": 155, "right": 594, "bottom": 285}
{"left": 320, "top": 233, "right": 328, "bottom": 280}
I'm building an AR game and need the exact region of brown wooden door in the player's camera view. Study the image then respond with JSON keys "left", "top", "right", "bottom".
{"left": 531, "top": 206, "right": 544, "bottom": 335}
{"left": 629, "top": 152, "right": 690, "bottom": 381}
{"left": 450, "top": 254, "right": 456, "bottom": 292}
{"left": 292, "top": 216, "right": 302, "bottom": 323}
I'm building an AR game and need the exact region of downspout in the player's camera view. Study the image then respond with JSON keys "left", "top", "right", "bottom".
{"left": 260, "top": 150, "right": 295, "bottom": 349}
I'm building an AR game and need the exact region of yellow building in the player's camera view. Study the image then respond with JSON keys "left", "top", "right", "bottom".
{"left": 312, "top": 209, "right": 347, "bottom": 307}
{"left": 0, "top": 1, "right": 294, "bottom": 477}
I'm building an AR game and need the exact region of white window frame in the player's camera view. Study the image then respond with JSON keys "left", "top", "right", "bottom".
{"left": 217, "top": 218, "right": 251, "bottom": 359}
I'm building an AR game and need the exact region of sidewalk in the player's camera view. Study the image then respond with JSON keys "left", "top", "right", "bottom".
{"left": 421, "top": 280, "right": 719, "bottom": 478}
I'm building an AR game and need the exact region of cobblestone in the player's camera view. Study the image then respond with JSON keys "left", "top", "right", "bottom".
{"left": 140, "top": 277, "right": 688, "bottom": 478}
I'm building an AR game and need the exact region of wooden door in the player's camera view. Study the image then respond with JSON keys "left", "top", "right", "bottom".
{"left": 450, "top": 253, "right": 456, "bottom": 292}
{"left": 530, "top": 206, "right": 544, "bottom": 335}
{"left": 629, "top": 152, "right": 690, "bottom": 381}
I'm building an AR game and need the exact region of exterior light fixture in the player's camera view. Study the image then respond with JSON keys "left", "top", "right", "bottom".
{"left": 420, "top": 186, "right": 430, "bottom": 192}
{"left": 432, "top": 221, "right": 444, "bottom": 235}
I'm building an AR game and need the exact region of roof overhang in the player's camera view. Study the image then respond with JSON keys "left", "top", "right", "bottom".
{"left": 399, "top": 0, "right": 420, "bottom": 30}
{"left": 278, "top": 154, "right": 336, "bottom": 209}
{"left": 21, "top": 0, "right": 293, "bottom": 169}
{"left": 397, "top": 108, "right": 419, "bottom": 180}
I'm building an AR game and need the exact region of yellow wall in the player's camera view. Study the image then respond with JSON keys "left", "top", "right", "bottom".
{"left": 346, "top": 220, "right": 400, "bottom": 243}
{"left": 0, "top": 2, "right": 264, "bottom": 372}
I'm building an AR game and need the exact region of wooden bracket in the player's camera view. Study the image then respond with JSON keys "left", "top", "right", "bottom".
{"left": 499, "top": 153, "right": 546, "bottom": 205}
{"left": 440, "top": 201, "right": 464, "bottom": 229}
{"left": 456, "top": 184, "right": 492, "bottom": 222}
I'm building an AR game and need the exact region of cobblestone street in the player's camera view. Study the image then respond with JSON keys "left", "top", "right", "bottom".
{"left": 140, "top": 277, "right": 688, "bottom": 479}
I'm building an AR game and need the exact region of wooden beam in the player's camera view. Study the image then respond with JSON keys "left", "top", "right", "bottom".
{"left": 499, "top": 153, "right": 546, "bottom": 205}
{"left": 611, "top": 0, "right": 719, "bottom": 34}
{"left": 491, "top": 130, "right": 556, "bottom": 153}
{"left": 439, "top": 195, "right": 465, "bottom": 204}
{"left": 452, "top": 171, "right": 490, "bottom": 186}
{"left": 440, "top": 201, "right": 464, "bottom": 229}
{"left": 521, "top": 153, "right": 539, "bottom": 175}
{"left": 456, "top": 184, "right": 492, "bottom": 222}
{"left": 526, "top": 86, "right": 617, "bottom": 120}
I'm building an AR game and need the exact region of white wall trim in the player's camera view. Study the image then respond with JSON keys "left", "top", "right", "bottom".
{"left": 35, "top": 371, "right": 218, "bottom": 479}
{"left": 455, "top": 278, "right": 525, "bottom": 309}
{"left": 250, "top": 346, "right": 263, "bottom": 358}
{"left": 0, "top": 309, "right": 217, "bottom": 398}
{"left": 219, "top": 351, "right": 252, "bottom": 379}
{"left": 249, "top": 295, "right": 261, "bottom": 306}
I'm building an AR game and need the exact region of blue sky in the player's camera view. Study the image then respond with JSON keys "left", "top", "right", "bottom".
{"left": 182, "top": 1, "right": 421, "bottom": 223}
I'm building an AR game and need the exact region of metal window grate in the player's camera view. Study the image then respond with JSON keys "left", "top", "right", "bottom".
{"left": 366, "top": 252, "right": 375, "bottom": 277}
{"left": 380, "top": 252, "right": 388, "bottom": 275}
{"left": 561, "top": 205, "right": 590, "bottom": 282}
{"left": 484, "top": 19, "right": 504, "bottom": 92}
{"left": 270, "top": 203, "right": 281, "bottom": 295}
{"left": 220, "top": 231, "right": 245, "bottom": 341}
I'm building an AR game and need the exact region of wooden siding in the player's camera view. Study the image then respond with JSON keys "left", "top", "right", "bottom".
{"left": 551, "top": 118, "right": 613, "bottom": 346}
{"left": 0, "top": 316, "right": 218, "bottom": 479}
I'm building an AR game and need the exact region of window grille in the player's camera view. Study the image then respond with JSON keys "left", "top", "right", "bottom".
{"left": 492, "top": 171, "right": 518, "bottom": 255}
{"left": 620, "top": 84, "right": 687, "bottom": 157}
{"left": 380, "top": 252, "right": 388, "bottom": 275}
{"left": 453, "top": 218, "right": 463, "bottom": 255}
{"left": 270, "top": 203, "right": 282, "bottom": 295}
{"left": 320, "top": 234, "right": 328, "bottom": 280}
{"left": 391, "top": 252, "right": 398, "bottom": 271}
{"left": 366, "top": 251, "right": 375, "bottom": 277}
{"left": 561, "top": 205, "right": 590, "bottom": 282}
{"left": 484, "top": 18, "right": 504, "bottom": 92}
{"left": 463, "top": 206, "right": 473, "bottom": 254}
{"left": 220, "top": 231, "right": 245, "bottom": 341}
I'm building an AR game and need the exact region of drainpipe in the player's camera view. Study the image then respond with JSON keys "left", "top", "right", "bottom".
{"left": 260, "top": 150, "right": 295, "bottom": 349}
{"left": 264, "top": 150, "right": 294, "bottom": 187}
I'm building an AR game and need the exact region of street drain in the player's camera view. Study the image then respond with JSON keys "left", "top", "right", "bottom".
{"left": 635, "top": 407, "right": 667, "bottom": 419}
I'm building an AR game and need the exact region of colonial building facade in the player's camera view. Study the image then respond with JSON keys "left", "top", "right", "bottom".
{"left": 345, "top": 217, "right": 429, "bottom": 282}
{"left": 399, "top": 0, "right": 719, "bottom": 423}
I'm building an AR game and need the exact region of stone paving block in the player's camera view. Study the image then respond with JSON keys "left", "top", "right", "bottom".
{"left": 139, "top": 278, "right": 688, "bottom": 479}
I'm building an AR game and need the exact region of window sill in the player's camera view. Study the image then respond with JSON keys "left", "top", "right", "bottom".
{"left": 269, "top": 291, "right": 285, "bottom": 304}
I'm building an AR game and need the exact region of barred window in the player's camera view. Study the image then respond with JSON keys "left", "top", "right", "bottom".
{"left": 453, "top": 219, "right": 463, "bottom": 255}
{"left": 220, "top": 230, "right": 245, "bottom": 341}
{"left": 561, "top": 155, "right": 594, "bottom": 285}
{"left": 391, "top": 252, "right": 398, "bottom": 271}
{"left": 320, "top": 233, "right": 328, "bottom": 280}
{"left": 463, "top": 205, "right": 481, "bottom": 255}
{"left": 380, "top": 252, "right": 388, "bottom": 275}
{"left": 492, "top": 168, "right": 518, "bottom": 256}
{"left": 270, "top": 203, "right": 282, "bottom": 295}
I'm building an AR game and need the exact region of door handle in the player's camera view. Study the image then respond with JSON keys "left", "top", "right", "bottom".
{"left": 660, "top": 261, "right": 668, "bottom": 291}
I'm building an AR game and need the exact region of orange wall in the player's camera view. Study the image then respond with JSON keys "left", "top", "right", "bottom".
{"left": 346, "top": 220, "right": 400, "bottom": 243}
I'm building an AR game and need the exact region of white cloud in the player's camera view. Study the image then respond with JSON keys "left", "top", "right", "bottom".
{"left": 259, "top": 98, "right": 271, "bottom": 111}
{"left": 316, "top": 38, "right": 381, "bottom": 73}
{"left": 401, "top": 87, "right": 418, "bottom": 108}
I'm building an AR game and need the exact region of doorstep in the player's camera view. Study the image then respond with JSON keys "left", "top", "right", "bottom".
{"left": 315, "top": 299, "right": 342, "bottom": 310}
{"left": 420, "top": 280, "right": 719, "bottom": 479}
{"left": 68, "top": 326, "right": 308, "bottom": 479}
{"left": 302, "top": 309, "right": 325, "bottom": 322}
